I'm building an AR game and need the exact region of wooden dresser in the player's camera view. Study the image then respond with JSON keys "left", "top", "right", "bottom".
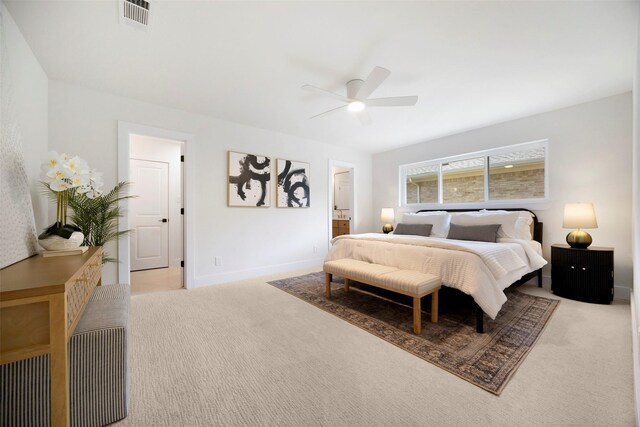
{"left": 0, "top": 247, "right": 103, "bottom": 427}
{"left": 332, "top": 219, "right": 350, "bottom": 238}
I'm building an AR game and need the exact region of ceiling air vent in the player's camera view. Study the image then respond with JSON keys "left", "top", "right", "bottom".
{"left": 120, "top": 0, "right": 150, "bottom": 30}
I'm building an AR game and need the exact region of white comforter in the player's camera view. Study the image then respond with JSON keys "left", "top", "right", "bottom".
{"left": 325, "top": 233, "right": 547, "bottom": 319}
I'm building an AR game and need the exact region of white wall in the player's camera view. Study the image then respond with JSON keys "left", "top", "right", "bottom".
{"left": 634, "top": 5, "right": 640, "bottom": 328}
{"left": 2, "top": 3, "right": 48, "bottom": 232}
{"left": 48, "top": 81, "right": 373, "bottom": 285}
{"left": 632, "top": 9, "right": 640, "bottom": 424}
{"left": 130, "top": 135, "right": 183, "bottom": 269}
{"left": 373, "top": 93, "right": 633, "bottom": 294}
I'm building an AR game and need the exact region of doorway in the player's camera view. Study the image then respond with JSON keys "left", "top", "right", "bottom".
{"left": 118, "top": 121, "right": 194, "bottom": 292}
{"left": 129, "top": 134, "right": 183, "bottom": 293}
{"left": 328, "top": 160, "right": 355, "bottom": 247}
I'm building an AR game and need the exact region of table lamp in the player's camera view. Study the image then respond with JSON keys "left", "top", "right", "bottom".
{"left": 563, "top": 202, "right": 597, "bottom": 248}
{"left": 381, "top": 207, "right": 394, "bottom": 234}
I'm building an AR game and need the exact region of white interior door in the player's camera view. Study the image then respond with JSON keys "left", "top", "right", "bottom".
{"left": 130, "top": 159, "right": 169, "bottom": 271}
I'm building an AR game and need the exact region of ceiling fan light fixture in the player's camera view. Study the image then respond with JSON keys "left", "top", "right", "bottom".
{"left": 348, "top": 101, "right": 365, "bottom": 112}
{"left": 303, "top": 67, "right": 418, "bottom": 120}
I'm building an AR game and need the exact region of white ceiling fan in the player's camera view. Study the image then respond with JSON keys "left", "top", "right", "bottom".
{"left": 302, "top": 66, "right": 418, "bottom": 124}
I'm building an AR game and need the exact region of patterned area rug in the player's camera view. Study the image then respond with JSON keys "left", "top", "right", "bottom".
{"left": 268, "top": 272, "right": 559, "bottom": 395}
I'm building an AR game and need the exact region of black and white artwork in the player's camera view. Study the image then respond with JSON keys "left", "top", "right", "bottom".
{"left": 228, "top": 151, "right": 271, "bottom": 207}
{"left": 277, "top": 159, "right": 310, "bottom": 208}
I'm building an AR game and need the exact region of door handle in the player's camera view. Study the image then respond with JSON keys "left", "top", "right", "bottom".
{"left": 159, "top": 218, "right": 168, "bottom": 223}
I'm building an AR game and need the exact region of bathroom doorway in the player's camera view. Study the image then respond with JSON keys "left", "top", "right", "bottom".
{"left": 328, "top": 160, "right": 355, "bottom": 247}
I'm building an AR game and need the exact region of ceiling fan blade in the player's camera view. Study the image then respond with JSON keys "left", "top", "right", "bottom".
{"left": 309, "top": 104, "right": 348, "bottom": 119}
{"left": 356, "top": 110, "right": 371, "bottom": 126}
{"left": 355, "top": 66, "right": 390, "bottom": 100}
{"left": 301, "top": 85, "right": 350, "bottom": 103}
{"left": 365, "top": 96, "right": 418, "bottom": 107}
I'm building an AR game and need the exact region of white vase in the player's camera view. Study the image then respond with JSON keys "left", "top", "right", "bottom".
{"left": 39, "top": 231, "right": 85, "bottom": 251}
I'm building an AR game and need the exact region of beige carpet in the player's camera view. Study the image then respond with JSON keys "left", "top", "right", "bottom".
{"left": 268, "top": 272, "right": 559, "bottom": 395}
{"left": 115, "top": 267, "right": 634, "bottom": 426}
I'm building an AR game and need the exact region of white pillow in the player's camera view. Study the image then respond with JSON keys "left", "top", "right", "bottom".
{"left": 450, "top": 211, "right": 521, "bottom": 239}
{"left": 401, "top": 212, "right": 451, "bottom": 238}
{"left": 479, "top": 210, "right": 534, "bottom": 240}
{"left": 514, "top": 213, "right": 534, "bottom": 240}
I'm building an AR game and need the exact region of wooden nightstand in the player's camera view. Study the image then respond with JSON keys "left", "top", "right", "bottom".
{"left": 550, "top": 244, "right": 614, "bottom": 304}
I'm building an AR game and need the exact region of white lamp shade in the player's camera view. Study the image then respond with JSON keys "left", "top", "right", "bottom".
{"left": 381, "top": 207, "right": 395, "bottom": 224}
{"left": 563, "top": 203, "right": 598, "bottom": 229}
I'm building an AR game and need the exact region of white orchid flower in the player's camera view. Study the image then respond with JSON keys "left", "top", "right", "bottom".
{"left": 89, "top": 170, "right": 104, "bottom": 187}
{"left": 41, "top": 151, "right": 63, "bottom": 172}
{"left": 66, "top": 156, "right": 90, "bottom": 175}
{"left": 50, "top": 179, "right": 71, "bottom": 192}
{"left": 46, "top": 164, "right": 73, "bottom": 181}
{"left": 41, "top": 170, "right": 55, "bottom": 183}
{"left": 70, "top": 174, "right": 89, "bottom": 188}
{"left": 41, "top": 151, "right": 105, "bottom": 199}
{"left": 40, "top": 151, "right": 109, "bottom": 230}
{"left": 82, "top": 187, "right": 102, "bottom": 199}
{"left": 89, "top": 169, "right": 102, "bottom": 179}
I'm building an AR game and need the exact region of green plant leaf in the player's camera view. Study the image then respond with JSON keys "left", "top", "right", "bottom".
{"left": 65, "top": 181, "right": 135, "bottom": 263}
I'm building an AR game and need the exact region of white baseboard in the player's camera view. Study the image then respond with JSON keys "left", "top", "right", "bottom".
{"left": 631, "top": 292, "right": 640, "bottom": 426}
{"left": 616, "top": 285, "right": 632, "bottom": 301}
{"left": 193, "top": 257, "right": 324, "bottom": 288}
{"left": 531, "top": 274, "right": 630, "bottom": 301}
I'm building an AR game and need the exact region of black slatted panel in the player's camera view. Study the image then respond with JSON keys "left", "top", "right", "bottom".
{"left": 551, "top": 245, "right": 613, "bottom": 304}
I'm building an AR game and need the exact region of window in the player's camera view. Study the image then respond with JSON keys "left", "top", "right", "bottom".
{"left": 488, "top": 147, "right": 545, "bottom": 200}
{"left": 442, "top": 157, "right": 485, "bottom": 203}
{"left": 405, "top": 164, "right": 438, "bottom": 204}
{"left": 400, "top": 140, "right": 548, "bottom": 206}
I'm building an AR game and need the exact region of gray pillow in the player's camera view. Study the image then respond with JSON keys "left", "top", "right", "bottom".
{"left": 394, "top": 223, "right": 433, "bottom": 237}
{"left": 447, "top": 223, "right": 500, "bottom": 243}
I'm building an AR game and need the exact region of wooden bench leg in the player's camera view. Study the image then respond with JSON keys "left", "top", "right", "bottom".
{"left": 325, "top": 273, "right": 332, "bottom": 299}
{"left": 344, "top": 278, "right": 350, "bottom": 292}
{"left": 413, "top": 296, "right": 421, "bottom": 335}
{"left": 431, "top": 290, "right": 439, "bottom": 323}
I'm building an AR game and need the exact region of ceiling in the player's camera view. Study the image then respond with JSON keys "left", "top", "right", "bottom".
{"left": 5, "top": 1, "right": 637, "bottom": 154}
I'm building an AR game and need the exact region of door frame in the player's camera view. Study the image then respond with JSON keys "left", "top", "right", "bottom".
{"left": 327, "top": 159, "right": 356, "bottom": 249}
{"left": 117, "top": 121, "right": 195, "bottom": 289}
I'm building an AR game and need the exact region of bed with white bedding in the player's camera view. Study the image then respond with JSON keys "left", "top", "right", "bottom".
{"left": 324, "top": 209, "right": 547, "bottom": 329}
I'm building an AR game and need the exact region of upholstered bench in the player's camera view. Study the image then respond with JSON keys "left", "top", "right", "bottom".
{"left": 1, "top": 284, "right": 130, "bottom": 427}
{"left": 70, "top": 283, "right": 130, "bottom": 427}
{"left": 323, "top": 259, "right": 441, "bottom": 334}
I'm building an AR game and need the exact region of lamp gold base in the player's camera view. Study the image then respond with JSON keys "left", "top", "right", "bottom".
{"left": 382, "top": 224, "right": 394, "bottom": 234}
{"left": 566, "top": 229, "right": 592, "bottom": 249}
